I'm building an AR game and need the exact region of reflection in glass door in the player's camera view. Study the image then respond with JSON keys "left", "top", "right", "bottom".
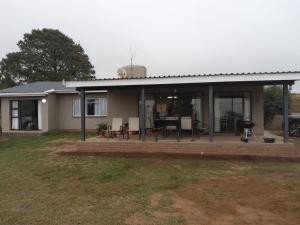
{"left": 214, "top": 93, "right": 251, "bottom": 133}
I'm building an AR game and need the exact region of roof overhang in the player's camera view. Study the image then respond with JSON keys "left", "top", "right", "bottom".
{"left": 0, "top": 90, "right": 107, "bottom": 97}
{"left": 66, "top": 72, "right": 300, "bottom": 90}
{"left": 0, "top": 92, "right": 47, "bottom": 97}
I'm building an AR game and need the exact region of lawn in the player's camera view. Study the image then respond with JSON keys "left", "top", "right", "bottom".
{"left": 0, "top": 132, "right": 300, "bottom": 225}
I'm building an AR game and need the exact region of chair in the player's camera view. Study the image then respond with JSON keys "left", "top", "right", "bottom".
{"left": 109, "top": 118, "right": 123, "bottom": 139}
{"left": 165, "top": 117, "right": 178, "bottom": 136}
{"left": 127, "top": 117, "right": 140, "bottom": 139}
{"left": 180, "top": 116, "right": 193, "bottom": 138}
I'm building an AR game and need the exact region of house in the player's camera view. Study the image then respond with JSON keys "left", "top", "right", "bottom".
{"left": 0, "top": 81, "right": 108, "bottom": 133}
{"left": 0, "top": 71, "right": 299, "bottom": 145}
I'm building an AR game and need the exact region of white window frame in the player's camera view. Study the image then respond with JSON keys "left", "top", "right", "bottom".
{"left": 72, "top": 98, "right": 107, "bottom": 117}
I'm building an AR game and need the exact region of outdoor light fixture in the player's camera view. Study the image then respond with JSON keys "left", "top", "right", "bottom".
{"left": 41, "top": 98, "right": 47, "bottom": 103}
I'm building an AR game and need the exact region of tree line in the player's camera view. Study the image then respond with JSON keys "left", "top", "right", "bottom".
{"left": 0, "top": 28, "right": 95, "bottom": 89}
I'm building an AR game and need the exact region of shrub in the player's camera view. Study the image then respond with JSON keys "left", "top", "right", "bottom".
{"left": 96, "top": 123, "right": 107, "bottom": 135}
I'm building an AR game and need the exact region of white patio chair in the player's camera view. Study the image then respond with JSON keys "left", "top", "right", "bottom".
{"left": 127, "top": 117, "right": 140, "bottom": 139}
{"left": 180, "top": 116, "right": 193, "bottom": 139}
{"left": 109, "top": 117, "right": 123, "bottom": 139}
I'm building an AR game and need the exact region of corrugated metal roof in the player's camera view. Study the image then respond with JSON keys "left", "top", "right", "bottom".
{"left": 1, "top": 71, "right": 300, "bottom": 94}
{"left": 66, "top": 71, "right": 300, "bottom": 89}
{"left": 95, "top": 70, "right": 300, "bottom": 81}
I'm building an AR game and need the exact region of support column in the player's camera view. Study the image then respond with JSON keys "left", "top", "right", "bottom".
{"left": 208, "top": 85, "right": 214, "bottom": 142}
{"left": 80, "top": 88, "right": 86, "bottom": 141}
{"left": 283, "top": 83, "right": 289, "bottom": 143}
{"left": 140, "top": 87, "right": 146, "bottom": 141}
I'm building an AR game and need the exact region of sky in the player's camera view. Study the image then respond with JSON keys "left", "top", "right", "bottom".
{"left": 1, "top": 0, "right": 300, "bottom": 91}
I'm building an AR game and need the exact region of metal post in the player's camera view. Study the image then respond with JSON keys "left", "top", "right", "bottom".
{"left": 80, "top": 88, "right": 86, "bottom": 141}
{"left": 140, "top": 87, "right": 146, "bottom": 141}
{"left": 208, "top": 85, "right": 214, "bottom": 142}
{"left": 283, "top": 83, "right": 289, "bottom": 143}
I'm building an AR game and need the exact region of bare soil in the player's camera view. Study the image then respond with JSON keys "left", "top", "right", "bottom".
{"left": 127, "top": 172, "right": 300, "bottom": 225}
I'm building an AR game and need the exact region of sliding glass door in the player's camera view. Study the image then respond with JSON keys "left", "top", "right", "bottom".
{"left": 145, "top": 94, "right": 202, "bottom": 129}
{"left": 214, "top": 93, "right": 251, "bottom": 133}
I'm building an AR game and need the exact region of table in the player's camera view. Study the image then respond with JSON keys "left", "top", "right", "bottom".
{"left": 154, "top": 117, "right": 180, "bottom": 141}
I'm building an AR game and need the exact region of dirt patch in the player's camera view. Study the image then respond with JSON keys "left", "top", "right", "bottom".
{"left": 127, "top": 175, "right": 300, "bottom": 225}
{"left": 40, "top": 144, "right": 76, "bottom": 152}
{"left": 39, "top": 138, "right": 78, "bottom": 152}
{"left": 47, "top": 138, "right": 79, "bottom": 145}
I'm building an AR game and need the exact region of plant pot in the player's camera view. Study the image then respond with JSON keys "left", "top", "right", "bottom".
{"left": 101, "top": 130, "right": 107, "bottom": 137}
{"left": 146, "top": 128, "right": 153, "bottom": 136}
{"left": 264, "top": 137, "right": 275, "bottom": 143}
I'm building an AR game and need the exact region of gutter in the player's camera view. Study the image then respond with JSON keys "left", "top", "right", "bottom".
{"left": 0, "top": 89, "right": 108, "bottom": 97}
{"left": 0, "top": 92, "right": 46, "bottom": 97}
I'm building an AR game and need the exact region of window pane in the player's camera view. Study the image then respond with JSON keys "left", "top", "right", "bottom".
{"left": 87, "top": 99, "right": 95, "bottom": 103}
{"left": 191, "top": 98, "right": 202, "bottom": 128}
{"left": 12, "top": 101, "right": 18, "bottom": 108}
{"left": 146, "top": 100, "right": 155, "bottom": 128}
{"left": 12, "top": 109, "right": 18, "bottom": 117}
{"left": 85, "top": 98, "right": 107, "bottom": 116}
{"left": 12, "top": 118, "right": 19, "bottom": 130}
{"left": 87, "top": 102, "right": 95, "bottom": 115}
{"left": 20, "top": 101, "right": 31, "bottom": 116}
{"left": 73, "top": 99, "right": 81, "bottom": 116}
{"left": 102, "top": 98, "right": 107, "bottom": 115}
{"left": 21, "top": 116, "right": 33, "bottom": 130}
{"left": 233, "top": 98, "right": 243, "bottom": 115}
{"left": 244, "top": 93, "right": 251, "bottom": 120}
{"left": 94, "top": 102, "right": 100, "bottom": 115}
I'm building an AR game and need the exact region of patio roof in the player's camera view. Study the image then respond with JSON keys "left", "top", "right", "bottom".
{"left": 65, "top": 71, "right": 300, "bottom": 89}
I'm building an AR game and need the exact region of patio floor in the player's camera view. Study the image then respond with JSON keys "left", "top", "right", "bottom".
{"left": 85, "top": 130, "right": 284, "bottom": 144}
{"left": 60, "top": 131, "right": 297, "bottom": 159}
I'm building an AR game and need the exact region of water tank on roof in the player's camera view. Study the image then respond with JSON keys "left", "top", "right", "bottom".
{"left": 117, "top": 65, "right": 147, "bottom": 78}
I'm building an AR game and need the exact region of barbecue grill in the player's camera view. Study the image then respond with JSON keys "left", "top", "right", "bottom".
{"left": 241, "top": 120, "right": 256, "bottom": 143}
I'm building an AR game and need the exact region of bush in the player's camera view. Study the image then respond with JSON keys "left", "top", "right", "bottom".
{"left": 96, "top": 123, "right": 107, "bottom": 135}
{"left": 264, "top": 85, "right": 290, "bottom": 125}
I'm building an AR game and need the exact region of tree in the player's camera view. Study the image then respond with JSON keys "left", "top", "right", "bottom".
{"left": 0, "top": 28, "right": 95, "bottom": 88}
{"left": 264, "top": 85, "right": 285, "bottom": 125}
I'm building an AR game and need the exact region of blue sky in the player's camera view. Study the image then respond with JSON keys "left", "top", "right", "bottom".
{"left": 1, "top": 0, "right": 300, "bottom": 91}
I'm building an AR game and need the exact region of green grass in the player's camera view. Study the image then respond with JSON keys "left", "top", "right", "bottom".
{"left": 0, "top": 132, "right": 299, "bottom": 225}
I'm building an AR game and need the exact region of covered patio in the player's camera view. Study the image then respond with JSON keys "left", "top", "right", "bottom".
{"left": 65, "top": 72, "right": 299, "bottom": 158}
{"left": 68, "top": 131, "right": 295, "bottom": 158}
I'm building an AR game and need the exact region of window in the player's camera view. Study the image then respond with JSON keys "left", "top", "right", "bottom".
{"left": 11, "top": 101, "right": 19, "bottom": 130}
{"left": 11, "top": 100, "right": 39, "bottom": 130}
{"left": 73, "top": 98, "right": 107, "bottom": 117}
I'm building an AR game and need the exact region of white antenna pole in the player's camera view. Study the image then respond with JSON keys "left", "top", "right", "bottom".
{"left": 129, "top": 46, "right": 138, "bottom": 76}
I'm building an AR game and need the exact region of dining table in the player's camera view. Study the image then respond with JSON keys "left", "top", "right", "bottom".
{"left": 154, "top": 117, "right": 180, "bottom": 141}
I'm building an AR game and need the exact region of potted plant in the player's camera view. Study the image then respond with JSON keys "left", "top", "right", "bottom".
{"left": 96, "top": 123, "right": 108, "bottom": 137}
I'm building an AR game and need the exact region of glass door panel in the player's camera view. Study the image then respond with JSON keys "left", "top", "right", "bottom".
{"left": 145, "top": 100, "right": 155, "bottom": 128}
{"left": 214, "top": 93, "right": 251, "bottom": 133}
